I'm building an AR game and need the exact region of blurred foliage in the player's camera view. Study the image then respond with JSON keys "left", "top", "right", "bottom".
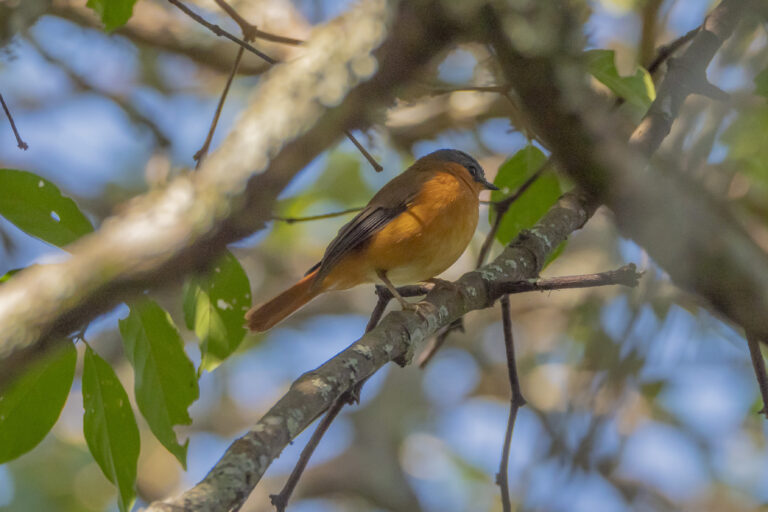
{"left": 585, "top": 49, "right": 656, "bottom": 116}
{"left": 1, "top": 0, "right": 768, "bottom": 511}
{"left": 756, "top": 68, "right": 768, "bottom": 99}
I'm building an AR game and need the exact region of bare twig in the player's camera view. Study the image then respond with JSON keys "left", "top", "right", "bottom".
{"left": 166, "top": 0, "right": 277, "bottom": 64}
{"left": 496, "top": 294, "right": 526, "bottom": 512}
{"left": 269, "top": 398, "right": 344, "bottom": 512}
{"left": 344, "top": 129, "right": 383, "bottom": 172}
{"left": 271, "top": 207, "right": 364, "bottom": 224}
{"left": 213, "top": 0, "right": 303, "bottom": 45}
{"left": 266, "top": 263, "right": 636, "bottom": 509}
{"left": 746, "top": 331, "right": 768, "bottom": 419}
{"left": 269, "top": 231, "right": 637, "bottom": 512}
{"left": 0, "top": 94, "right": 27, "bottom": 150}
{"left": 647, "top": 26, "right": 701, "bottom": 75}
{"left": 491, "top": 263, "right": 641, "bottom": 295}
{"left": 270, "top": 285, "right": 391, "bottom": 511}
{"left": 195, "top": 46, "right": 245, "bottom": 168}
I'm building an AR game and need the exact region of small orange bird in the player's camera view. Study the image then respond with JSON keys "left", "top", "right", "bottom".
{"left": 246, "top": 149, "right": 498, "bottom": 331}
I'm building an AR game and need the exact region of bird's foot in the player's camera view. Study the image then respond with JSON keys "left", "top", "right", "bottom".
{"left": 398, "top": 298, "right": 437, "bottom": 319}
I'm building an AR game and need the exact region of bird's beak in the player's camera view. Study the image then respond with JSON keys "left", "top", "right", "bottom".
{"left": 481, "top": 178, "right": 499, "bottom": 191}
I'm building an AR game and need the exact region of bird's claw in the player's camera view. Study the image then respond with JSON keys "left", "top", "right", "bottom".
{"left": 399, "top": 299, "right": 436, "bottom": 319}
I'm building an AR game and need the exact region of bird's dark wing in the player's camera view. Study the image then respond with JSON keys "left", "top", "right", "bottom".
{"left": 312, "top": 203, "right": 408, "bottom": 285}
{"left": 307, "top": 161, "right": 434, "bottom": 285}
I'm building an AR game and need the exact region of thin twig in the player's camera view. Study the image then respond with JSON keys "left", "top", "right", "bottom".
{"left": 0, "top": 94, "right": 27, "bottom": 150}
{"left": 496, "top": 294, "right": 526, "bottom": 512}
{"left": 746, "top": 331, "right": 768, "bottom": 419}
{"left": 269, "top": 399, "right": 344, "bottom": 512}
{"left": 344, "top": 129, "right": 383, "bottom": 172}
{"left": 416, "top": 263, "right": 640, "bottom": 366}
{"left": 213, "top": 0, "right": 303, "bottom": 45}
{"left": 647, "top": 26, "right": 701, "bottom": 75}
{"left": 166, "top": 0, "right": 277, "bottom": 64}
{"left": 476, "top": 158, "right": 552, "bottom": 267}
{"left": 270, "top": 287, "right": 392, "bottom": 511}
{"left": 271, "top": 207, "right": 364, "bottom": 224}
{"left": 195, "top": 46, "right": 245, "bottom": 168}
{"left": 431, "top": 84, "right": 510, "bottom": 96}
{"left": 615, "top": 24, "right": 702, "bottom": 108}
{"left": 491, "top": 263, "right": 642, "bottom": 295}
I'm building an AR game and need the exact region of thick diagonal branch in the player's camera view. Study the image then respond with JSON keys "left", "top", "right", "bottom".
{"left": 0, "top": 0, "right": 458, "bottom": 392}
{"left": 146, "top": 190, "right": 598, "bottom": 512}
{"left": 487, "top": 0, "right": 768, "bottom": 341}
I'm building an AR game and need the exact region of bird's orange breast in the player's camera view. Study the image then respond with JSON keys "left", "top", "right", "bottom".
{"left": 324, "top": 170, "right": 480, "bottom": 288}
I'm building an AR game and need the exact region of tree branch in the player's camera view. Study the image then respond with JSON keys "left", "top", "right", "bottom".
{"left": 269, "top": 289, "right": 390, "bottom": 511}
{"left": 487, "top": 0, "right": 768, "bottom": 343}
{"left": 496, "top": 294, "right": 526, "bottom": 512}
{"left": 145, "top": 189, "right": 599, "bottom": 512}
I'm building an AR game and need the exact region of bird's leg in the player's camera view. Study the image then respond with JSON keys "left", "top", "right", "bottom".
{"left": 424, "top": 277, "right": 460, "bottom": 292}
{"left": 376, "top": 270, "right": 414, "bottom": 310}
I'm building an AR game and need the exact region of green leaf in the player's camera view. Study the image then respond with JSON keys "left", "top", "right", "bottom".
{"left": 314, "top": 151, "right": 373, "bottom": 205}
{"left": 82, "top": 345, "right": 139, "bottom": 512}
{"left": 0, "top": 341, "right": 76, "bottom": 463}
{"left": 585, "top": 49, "right": 656, "bottom": 112}
{"left": 756, "top": 67, "right": 768, "bottom": 99}
{"left": 119, "top": 300, "right": 199, "bottom": 468}
{"left": 0, "top": 268, "right": 21, "bottom": 284}
{"left": 183, "top": 250, "right": 251, "bottom": 371}
{"left": 86, "top": 0, "right": 138, "bottom": 32}
{"left": 490, "top": 146, "right": 562, "bottom": 246}
{"left": 721, "top": 104, "right": 768, "bottom": 185}
{"left": 0, "top": 169, "right": 93, "bottom": 247}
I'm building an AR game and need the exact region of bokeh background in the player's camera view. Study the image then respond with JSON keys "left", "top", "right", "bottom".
{"left": 1, "top": 0, "right": 768, "bottom": 511}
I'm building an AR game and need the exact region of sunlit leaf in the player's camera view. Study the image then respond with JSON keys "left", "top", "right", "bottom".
{"left": 0, "top": 268, "right": 21, "bottom": 284}
{"left": 86, "top": 0, "right": 138, "bottom": 32}
{"left": 490, "top": 146, "right": 562, "bottom": 247}
{"left": 82, "top": 345, "right": 139, "bottom": 512}
{"left": 0, "top": 169, "right": 93, "bottom": 247}
{"left": 722, "top": 104, "right": 768, "bottom": 184}
{"left": 0, "top": 342, "right": 76, "bottom": 463}
{"left": 183, "top": 250, "right": 251, "bottom": 371}
{"left": 120, "top": 300, "right": 199, "bottom": 468}
{"left": 585, "top": 49, "right": 655, "bottom": 112}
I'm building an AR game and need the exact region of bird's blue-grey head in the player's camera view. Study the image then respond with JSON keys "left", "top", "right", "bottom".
{"left": 429, "top": 149, "right": 499, "bottom": 190}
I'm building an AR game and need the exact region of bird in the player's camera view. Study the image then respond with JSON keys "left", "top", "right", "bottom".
{"left": 245, "top": 149, "right": 498, "bottom": 332}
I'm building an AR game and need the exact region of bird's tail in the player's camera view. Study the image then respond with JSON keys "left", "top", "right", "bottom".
{"left": 245, "top": 269, "right": 322, "bottom": 332}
